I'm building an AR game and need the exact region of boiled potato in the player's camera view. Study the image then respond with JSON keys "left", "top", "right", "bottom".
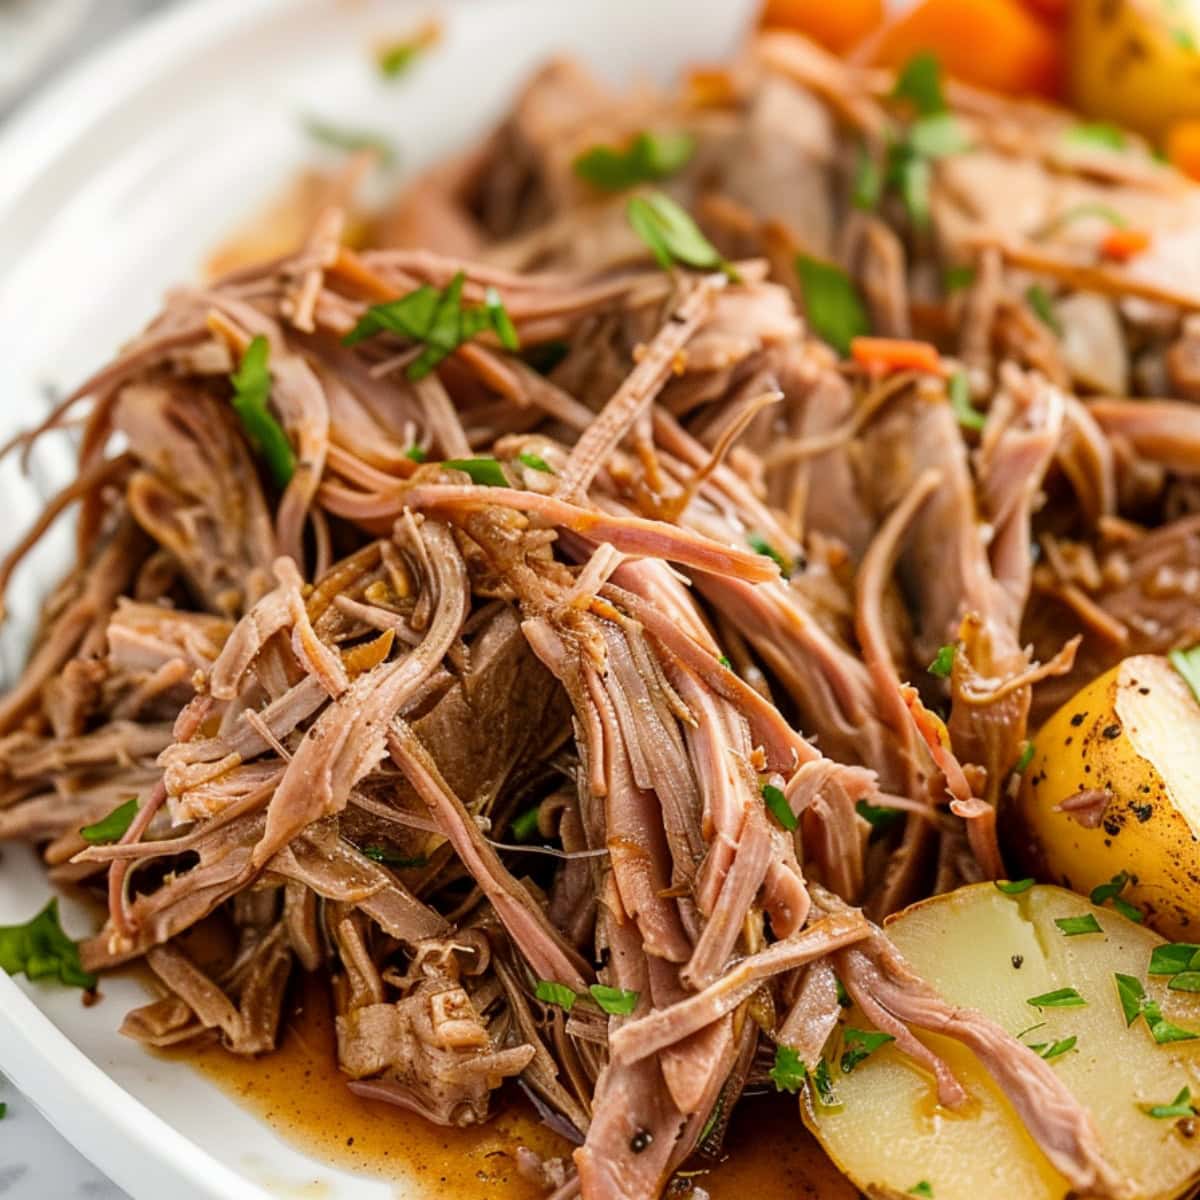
{"left": 805, "top": 883, "right": 1200, "bottom": 1200}
{"left": 1010, "top": 654, "right": 1200, "bottom": 940}
{"left": 1069, "top": 0, "right": 1200, "bottom": 140}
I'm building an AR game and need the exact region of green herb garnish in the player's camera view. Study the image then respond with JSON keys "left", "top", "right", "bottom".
{"left": 1055, "top": 914, "right": 1103, "bottom": 937}
{"left": 1116, "top": 973, "right": 1147, "bottom": 1026}
{"left": 405, "top": 445, "right": 427, "bottom": 463}
{"left": 1027, "top": 987, "right": 1086, "bottom": 1009}
{"left": 1027, "top": 1035, "right": 1078, "bottom": 1061}
{"left": 1091, "top": 872, "right": 1143, "bottom": 922}
{"left": 80, "top": 798, "right": 138, "bottom": 846}
{"left": 1014, "top": 742, "right": 1036, "bottom": 774}
{"left": 762, "top": 783, "right": 798, "bottom": 833}
{"left": 344, "top": 271, "right": 519, "bottom": 378}
{"left": 811, "top": 1059, "right": 840, "bottom": 1108}
{"left": 892, "top": 52, "right": 946, "bottom": 116}
{"left": 717, "top": 655, "right": 732, "bottom": 669}
{"left": 517, "top": 450, "right": 554, "bottom": 474}
{"left": 908, "top": 1183, "right": 934, "bottom": 1198}
{"left": 857, "top": 800, "right": 902, "bottom": 836}
{"left": 361, "top": 845, "right": 428, "bottom": 868}
{"left": 0, "top": 1102, "right": 6, "bottom": 1120}
{"left": 928, "top": 644, "right": 956, "bottom": 678}
{"left": 769, "top": 1045, "right": 807, "bottom": 1093}
{"left": 1026, "top": 284, "right": 1061, "bottom": 335}
{"left": 1143, "top": 1086, "right": 1197, "bottom": 1119}
{"left": 948, "top": 370, "right": 984, "bottom": 432}
{"left": 1112, "top": 896, "right": 1144, "bottom": 924}
{"left": 852, "top": 142, "right": 883, "bottom": 211}
{"left": 944, "top": 264, "right": 976, "bottom": 292}
{"left": 1169, "top": 645, "right": 1200, "bottom": 705}
{"left": 230, "top": 336, "right": 296, "bottom": 488}
{"left": 303, "top": 116, "right": 396, "bottom": 164}
{"left": 443, "top": 457, "right": 510, "bottom": 487}
{"left": 535, "top": 980, "right": 577, "bottom": 1012}
{"left": 574, "top": 131, "right": 695, "bottom": 192}
{"left": 840, "top": 1027, "right": 895, "bottom": 1073}
{"left": 511, "top": 806, "right": 542, "bottom": 843}
{"left": 0, "top": 899, "right": 96, "bottom": 990}
{"left": 1169, "top": 972, "right": 1200, "bottom": 992}
{"left": 1150, "top": 943, "right": 1200, "bottom": 977}
{"left": 1065, "top": 121, "right": 1126, "bottom": 151}
{"left": 795, "top": 255, "right": 869, "bottom": 357}
{"left": 747, "top": 533, "right": 789, "bottom": 574}
{"left": 589, "top": 985, "right": 639, "bottom": 1015}
{"left": 627, "top": 192, "right": 735, "bottom": 277}
{"left": 995, "top": 878, "right": 1035, "bottom": 895}
{"left": 1143, "top": 1000, "right": 1200, "bottom": 1044}
{"left": 908, "top": 111, "right": 971, "bottom": 159}
{"left": 835, "top": 977, "right": 852, "bottom": 1008}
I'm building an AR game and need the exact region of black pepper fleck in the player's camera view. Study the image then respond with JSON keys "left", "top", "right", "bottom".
{"left": 1139, "top": 687, "right": 1151, "bottom": 695}
{"left": 1103, "top": 817, "right": 1121, "bottom": 836}
{"left": 630, "top": 1129, "right": 653, "bottom": 1153}
{"left": 1011, "top": 955, "right": 1024, "bottom": 969}
{"left": 1133, "top": 804, "right": 1153, "bottom": 823}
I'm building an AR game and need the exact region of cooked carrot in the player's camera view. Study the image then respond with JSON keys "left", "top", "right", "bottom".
{"left": 850, "top": 336, "right": 943, "bottom": 374}
{"left": 865, "top": 0, "right": 1063, "bottom": 99}
{"left": 685, "top": 67, "right": 738, "bottom": 109}
{"left": 1100, "top": 228, "right": 1151, "bottom": 263}
{"left": 761, "top": 0, "right": 884, "bottom": 53}
{"left": 1166, "top": 118, "right": 1200, "bottom": 182}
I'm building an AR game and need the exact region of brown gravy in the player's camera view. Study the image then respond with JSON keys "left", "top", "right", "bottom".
{"left": 167, "top": 974, "right": 853, "bottom": 1198}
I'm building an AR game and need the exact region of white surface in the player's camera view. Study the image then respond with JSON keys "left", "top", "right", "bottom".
{"left": 0, "top": 1, "right": 757, "bottom": 1197}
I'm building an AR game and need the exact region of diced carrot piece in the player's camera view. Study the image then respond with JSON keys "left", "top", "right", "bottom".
{"left": 866, "top": 0, "right": 1063, "bottom": 99}
{"left": 685, "top": 67, "right": 738, "bottom": 109}
{"left": 761, "top": 0, "right": 884, "bottom": 54}
{"left": 1100, "top": 228, "right": 1151, "bottom": 262}
{"left": 1166, "top": 118, "right": 1200, "bottom": 182}
{"left": 850, "top": 336, "right": 943, "bottom": 374}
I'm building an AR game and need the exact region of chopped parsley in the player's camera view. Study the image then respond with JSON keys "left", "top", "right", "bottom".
{"left": 535, "top": 980, "right": 577, "bottom": 1012}
{"left": 747, "top": 533, "right": 789, "bottom": 574}
{"left": 1115, "top": 972, "right": 1200, "bottom": 1042}
{"left": 511, "top": 806, "right": 542, "bottom": 843}
{"left": 943, "top": 264, "right": 976, "bottom": 293}
{"left": 908, "top": 1183, "right": 934, "bottom": 1198}
{"left": 1112, "top": 896, "right": 1144, "bottom": 924}
{"left": 892, "top": 51, "right": 946, "bottom": 117}
{"left": 717, "top": 655, "right": 732, "bottom": 669}
{"left": 857, "top": 799, "right": 902, "bottom": 836}
{"left": 852, "top": 143, "right": 883, "bottom": 211}
{"left": 517, "top": 450, "right": 554, "bottom": 474}
{"left": 908, "top": 111, "right": 971, "bottom": 159}
{"left": 230, "top": 336, "right": 296, "bottom": 488}
{"left": 1064, "top": 121, "right": 1126, "bottom": 151}
{"left": 840, "top": 1027, "right": 895, "bottom": 1073}
{"left": 443, "top": 457, "right": 510, "bottom": 487}
{"left": 1025, "top": 283, "right": 1061, "bottom": 335}
{"left": 995, "top": 878, "right": 1035, "bottom": 895}
{"left": 589, "top": 985, "right": 639, "bottom": 1015}
{"left": 404, "top": 445, "right": 427, "bottom": 463}
{"left": 1150, "top": 943, "right": 1200, "bottom": 977}
{"left": 1143, "top": 1086, "right": 1197, "bottom": 1120}
{"left": 795, "top": 254, "right": 869, "bottom": 357}
{"left": 927, "top": 643, "right": 956, "bottom": 678}
{"left": 1040, "top": 202, "right": 1128, "bottom": 237}
{"left": 80, "top": 798, "right": 138, "bottom": 846}
{"left": 948, "top": 369, "right": 984, "bottom": 432}
{"left": 573, "top": 131, "right": 695, "bottom": 191}
{"left": 1090, "top": 872, "right": 1143, "bottom": 922}
{"left": 303, "top": 116, "right": 396, "bottom": 164}
{"left": 344, "top": 271, "right": 519, "bottom": 379}
{"left": 376, "top": 22, "right": 439, "bottom": 79}
{"left": 1027, "top": 987, "right": 1086, "bottom": 1009}
{"left": 1169, "top": 645, "right": 1200, "bottom": 705}
{"left": 835, "top": 977, "right": 852, "bottom": 1008}
{"left": 1027, "top": 1035, "right": 1078, "bottom": 1061}
{"left": 1116, "top": 972, "right": 1147, "bottom": 1026}
{"left": 810, "top": 1058, "right": 840, "bottom": 1108}
{"left": 361, "top": 845, "right": 427, "bottom": 868}
{"left": 762, "top": 783, "right": 798, "bottom": 833}
{"left": 1054, "top": 914, "right": 1103, "bottom": 937}
{"left": 769, "top": 1044, "right": 807, "bottom": 1093}
{"left": 1014, "top": 741, "right": 1036, "bottom": 774}
{"left": 627, "top": 192, "right": 735, "bottom": 277}
{"left": 0, "top": 1102, "right": 6, "bottom": 1120}
{"left": 0, "top": 899, "right": 96, "bottom": 990}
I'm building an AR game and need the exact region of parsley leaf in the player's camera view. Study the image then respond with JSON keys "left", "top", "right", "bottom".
{"left": 1026, "top": 284, "right": 1062, "bottom": 335}
{"left": 1169, "top": 972, "right": 1200, "bottom": 992}
{"left": 1027, "top": 987, "right": 1086, "bottom": 1009}
{"left": 511, "top": 806, "right": 542, "bottom": 843}
{"left": 795, "top": 255, "right": 869, "bottom": 357}
{"left": 857, "top": 800, "right": 902, "bottom": 836}
{"left": 230, "top": 337, "right": 295, "bottom": 488}
{"left": 892, "top": 52, "right": 946, "bottom": 116}
{"left": 1143, "top": 1086, "right": 1197, "bottom": 1119}
{"left": 0, "top": 1102, "right": 6, "bottom": 1120}
{"left": 769, "top": 1045, "right": 807, "bottom": 1093}
{"left": 517, "top": 450, "right": 554, "bottom": 474}
{"left": 303, "top": 116, "right": 396, "bottom": 165}
{"left": 80, "top": 798, "right": 138, "bottom": 845}
{"left": 908, "top": 112, "right": 971, "bottom": 158}
{"left": 627, "top": 192, "right": 734, "bottom": 277}
{"left": 1169, "top": 645, "right": 1200, "bottom": 705}
{"left": 762, "top": 783, "right": 798, "bottom": 833}
{"left": 909, "top": 1182, "right": 934, "bottom": 1198}
{"left": 1149, "top": 943, "right": 1200, "bottom": 977}
{"left": 717, "top": 654, "right": 732, "bottom": 669}
{"left": 1065, "top": 121, "right": 1126, "bottom": 151}
{"left": 535, "top": 980, "right": 577, "bottom": 1012}
{"left": 443, "top": 457, "right": 509, "bottom": 487}
{"left": 928, "top": 644, "right": 956, "bottom": 678}
{"left": 1091, "top": 872, "right": 1143, "bottom": 923}
{"left": 405, "top": 445, "right": 427, "bottom": 463}
{"left": 1112, "top": 895, "right": 1144, "bottom": 924}
{"left": 344, "top": 271, "right": 519, "bottom": 378}
{"left": 948, "top": 370, "right": 984, "bottom": 432}
{"left": 589, "top": 984, "right": 639, "bottom": 1015}
{"left": 1143, "top": 1000, "right": 1200, "bottom": 1044}
{"left": 1054, "top": 914, "right": 1103, "bottom": 937}
{"left": 747, "top": 532, "right": 789, "bottom": 574}
{"left": 0, "top": 899, "right": 96, "bottom": 990}
{"left": 574, "top": 131, "right": 696, "bottom": 192}
{"left": 995, "top": 878, "right": 1035, "bottom": 895}
{"left": 944, "top": 264, "right": 976, "bottom": 292}
{"left": 852, "top": 142, "right": 883, "bottom": 211}
{"left": 1027, "top": 1035, "right": 1078, "bottom": 1061}
{"left": 1014, "top": 741, "right": 1036, "bottom": 774}
{"left": 1116, "top": 972, "right": 1147, "bottom": 1026}
{"left": 840, "top": 1027, "right": 895, "bottom": 1073}
{"left": 361, "top": 845, "right": 427, "bottom": 868}
{"left": 810, "top": 1059, "right": 840, "bottom": 1108}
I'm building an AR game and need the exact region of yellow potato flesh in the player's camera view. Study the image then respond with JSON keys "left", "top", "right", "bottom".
{"left": 1011, "top": 654, "right": 1200, "bottom": 940}
{"left": 1069, "top": 0, "right": 1200, "bottom": 139}
{"left": 804, "top": 884, "right": 1200, "bottom": 1200}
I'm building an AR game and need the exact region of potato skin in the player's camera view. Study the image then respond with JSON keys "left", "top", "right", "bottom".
{"left": 1069, "top": 0, "right": 1200, "bottom": 139}
{"left": 1008, "top": 656, "right": 1200, "bottom": 940}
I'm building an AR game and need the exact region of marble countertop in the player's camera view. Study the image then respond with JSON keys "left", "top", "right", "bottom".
{"left": 1, "top": 9, "right": 172, "bottom": 1196}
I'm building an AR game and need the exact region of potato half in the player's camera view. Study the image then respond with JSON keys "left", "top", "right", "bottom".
{"left": 1010, "top": 654, "right": 1200, "bottom": 940}
{"left": 804, "top": 884, "right": 1200, "bottom": 1200}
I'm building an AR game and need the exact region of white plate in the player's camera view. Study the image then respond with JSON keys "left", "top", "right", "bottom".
{"left": 0, "top": 1, "right": 756, "bottom": 1196}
